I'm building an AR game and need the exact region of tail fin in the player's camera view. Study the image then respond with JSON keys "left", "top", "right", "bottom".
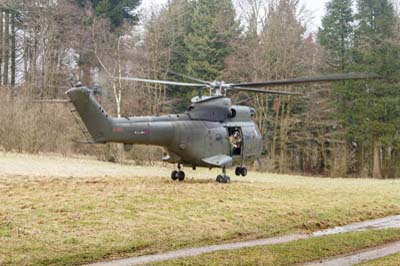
{"left": 66, "top": 87, "right": 112, "bottom": 143}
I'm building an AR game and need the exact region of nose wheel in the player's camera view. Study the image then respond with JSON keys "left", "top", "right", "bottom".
{"left": 235, "top": 166, "right": 247, "bottom": 177}
{"left": 216, "top": 166, "right": 230, "bottom": 183}
{"left": 171, "top": 164, "right": 185, "bottom": 182}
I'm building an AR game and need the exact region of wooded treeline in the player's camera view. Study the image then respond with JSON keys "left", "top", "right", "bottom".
{"left": 0, "top": 0, "right": 399, "bottom": 178}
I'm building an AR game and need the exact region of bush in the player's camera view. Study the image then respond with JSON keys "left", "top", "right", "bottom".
{"left": 0, "top": 88, "right": 165, "bottom": 164}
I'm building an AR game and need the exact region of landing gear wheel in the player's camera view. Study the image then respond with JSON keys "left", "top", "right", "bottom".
{"left": 171, "top": 170, "right": 178, "bottom": 181}
{"left": 178, "top": 171, "right": 185, "bottom": 182}
{"left": 223, "top": 175, "right": 231, "bottom": 183}
{"left": 216, "top": 175, "right": 230, "bottom": 183}
{"left": 216, "top": 167, "right": 230, "bottom": 184}
{"left": 235, "top": 167, "right": 242, "bottom": 176}
{"left": 235, "top": 167, "right": 247, "bottom": 177}
{"left": 241, "top": 167, "right": 247, "bottom": 177}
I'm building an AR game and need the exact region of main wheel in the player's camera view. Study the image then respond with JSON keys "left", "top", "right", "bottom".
{"left": 178, "top": 171, "right": 185, "bottom": 181}
{"left": 223, "top": 175, "right": 231, "bottom": 184}
{"left": 171, "top": 170, "right": 178, "bottom": 181}
{"left": 241, "top": 167, "right": 247, "bottom": 177}
{"left": 235, "top": 167, "right": 242, "bottom": 176}
{"left": 216, "top": 175, "right": 223, "bottom": 183}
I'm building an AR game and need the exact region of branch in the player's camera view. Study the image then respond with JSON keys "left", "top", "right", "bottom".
{"left": 91, "top": 18, "right": 113, "bottom": 79}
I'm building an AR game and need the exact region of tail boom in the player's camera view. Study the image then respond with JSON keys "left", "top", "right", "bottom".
{"left": 67, "top": 87, "right": 174, "bottom": 147}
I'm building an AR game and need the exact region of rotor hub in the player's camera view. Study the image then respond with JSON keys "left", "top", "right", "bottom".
{"left": 210, "top": 80, "right": 229, "bottom": 96}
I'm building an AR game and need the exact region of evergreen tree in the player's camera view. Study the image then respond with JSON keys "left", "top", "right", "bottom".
{"left": 184, "top": 0, "right": 239, "bottom": 81}
{"left": 318, "top": 0, "right": 355, "bottom": 176}
{"left": 73, "top": 0, "right": 141, "bottom": 86}
{"left": 159, "top": 0, "right": 193, "bottom": 76}
{"left": 144, "top": 0, "right": 194, "bottom": 111}
{"left": 145, "top": 0, "right": 239, "bottom": 110}
{"left": 76, "top": 0, "right": 141, "bottom": 29}
{"left": 319, "top": 0, "right": 400, "bottom": 178}
{"left": 318, "top": 0, "right": 354, "bottom": 71}
{"left": 341, "top": 0, "right": 400, "bottom": 177}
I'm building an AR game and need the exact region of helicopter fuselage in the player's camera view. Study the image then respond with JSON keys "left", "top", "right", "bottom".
{"left": 67, "top": 87, "right": 262, "bottom": 169}
{"left": 109, "top": 113, "right": 262, "bottom": 168}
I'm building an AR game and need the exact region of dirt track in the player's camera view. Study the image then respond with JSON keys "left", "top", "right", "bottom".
{"left": 304, "top": 242, "right": 400, "bottom": 266}
{"left": 88, "top": 234, "right": 309, "bottom": 266}
{"left": 87, "top": 215, "right": 400, "bottom": 266}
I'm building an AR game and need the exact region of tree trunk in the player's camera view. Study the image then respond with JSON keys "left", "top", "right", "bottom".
{"left": 372, "top": 139, "right": 382, "bottom": 178}
{"left": 271, "top": 96, "right": 280, "bottom": 163}
{"left": 318, "top": 126, "right": 328, "bottom": 174}
{"left": 23, "top": 30, "right": 28, "bottom": 85}
{"left": 11, "top": 11, "right": 16, "bottom": 86}
{"left": 279, "top": 98, "right": 286, "bottom": 173}
{"left": 0, "top": 11, "right": 3, "bottom": 85}
{"left": 3, "top": 11, "right": 9, "bottom": 85}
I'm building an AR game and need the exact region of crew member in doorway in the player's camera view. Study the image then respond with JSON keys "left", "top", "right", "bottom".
{"left": 230, "top": 129, "right": 242, "bottom": 154}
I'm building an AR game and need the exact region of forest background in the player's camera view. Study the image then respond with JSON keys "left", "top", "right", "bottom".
{"left": 0, "top": 0, "right": 399, "bottom": 178}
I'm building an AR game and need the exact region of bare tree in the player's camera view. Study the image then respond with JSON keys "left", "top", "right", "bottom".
{"left": 92, "top": 19, "right": 125, "bottom": 118}
{"left": 3, "top": 10, "right": 9, "bottom": 85}
{"left": 0, "top": 10, "right": 3, "bottom": 85}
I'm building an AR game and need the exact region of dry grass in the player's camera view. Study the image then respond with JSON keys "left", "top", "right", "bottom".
{"left": 0, "top": 153, "right": 400, "bottom": 265}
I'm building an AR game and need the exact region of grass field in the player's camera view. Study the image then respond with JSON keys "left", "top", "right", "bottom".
{"left": 1, "top": 153, "right": 400, "bottom": 265}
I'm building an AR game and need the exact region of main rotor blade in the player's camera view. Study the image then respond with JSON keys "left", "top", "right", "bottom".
{"left": 228, "top": 73, "right": 380, "bottom": 88}
{"left": 167, "top": 70, "right": 211, "bottom": 85}
{"left": 231, "top": 87, "right": 303, "bottom": 95}
{"left": 118, "top": 76, "right": 206, "bottom": 87}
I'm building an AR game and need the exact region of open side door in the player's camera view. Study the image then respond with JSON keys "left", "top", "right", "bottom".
{"left": 227, "top": 127, "right": 243, "bottom": 157}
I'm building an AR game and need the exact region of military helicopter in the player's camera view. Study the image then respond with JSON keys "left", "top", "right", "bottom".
{"left": 67, "top": 72, "right": 378, "bottom": 183}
